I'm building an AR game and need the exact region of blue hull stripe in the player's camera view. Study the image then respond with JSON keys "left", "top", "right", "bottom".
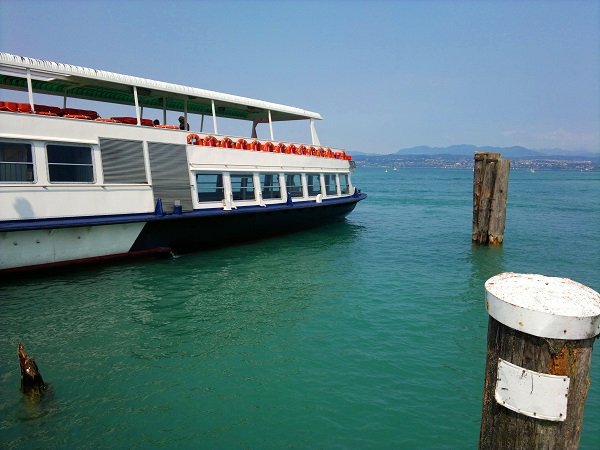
{"left": 0, "top": 194, "right": 367, "bottom": 232}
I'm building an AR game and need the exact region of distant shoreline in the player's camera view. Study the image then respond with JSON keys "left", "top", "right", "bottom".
{"left": 353, "top": 155, "right": 600, "bottom": 171}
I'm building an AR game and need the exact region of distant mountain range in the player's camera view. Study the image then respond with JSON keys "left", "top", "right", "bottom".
{"left": 351, "top": 145, "right": 599, "bottom": 158}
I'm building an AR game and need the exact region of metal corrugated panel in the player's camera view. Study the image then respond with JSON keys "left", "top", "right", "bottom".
{"left": 99, "top": 138, "right": 147, "bottom": 184}
{"left": 147, "top": 142, "right": 193, "bottom": 212}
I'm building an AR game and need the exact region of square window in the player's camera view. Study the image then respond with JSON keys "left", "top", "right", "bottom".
{"left": 306, "top": 173, "right": 321, "bottom": 196}
{"left": 197, "top": 173, "right": 224, "bottom": 202}
{"left": 285, "top": 174, "right": 303, "bottom": 198}
{"left": 230, "top": 173, "right": 255, "bottom": 201}
{"left": 324, "top": 174, "right": 337, "bottom": 195}
{"left": 0, "top": 141, "right": 34, "bottom": 182}
{"left": 260, "top": 173, "right": 282, "bottom": 199}
{"left": 47, "top": 144, "right": 93, "bottom": 182}
{"left": 339, "top": 174, "right": 350, "bottom": 194}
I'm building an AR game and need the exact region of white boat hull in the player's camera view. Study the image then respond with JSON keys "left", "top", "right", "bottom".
{"left": 0, "top": 222, "right": 146, "bottom": 270}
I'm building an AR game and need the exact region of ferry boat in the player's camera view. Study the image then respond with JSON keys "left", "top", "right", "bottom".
{"left": 0, "top": 53, "right": 366, "bottom": 274}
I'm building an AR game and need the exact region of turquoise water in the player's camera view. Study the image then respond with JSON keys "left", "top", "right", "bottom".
{"left": 1, "top": 168, "right": 599, "bottom": 448}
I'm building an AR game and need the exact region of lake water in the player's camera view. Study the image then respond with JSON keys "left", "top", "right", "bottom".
{"left": 1, "top": 167, "right": 598, "bottom": 448}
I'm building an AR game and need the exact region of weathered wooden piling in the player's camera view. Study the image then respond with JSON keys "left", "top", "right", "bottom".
{"left": 473, "top": 153, "right": 510, "bottom": 245}
{"left": 18, "top": 343, "right": 45, "bottom": 397}
{"left": 479, "top": 273, "right": 600, "bottom": 449}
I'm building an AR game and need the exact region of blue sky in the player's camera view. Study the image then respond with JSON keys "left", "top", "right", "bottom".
{"left": 1, "top": 0, "right": 598, "bottom": 154}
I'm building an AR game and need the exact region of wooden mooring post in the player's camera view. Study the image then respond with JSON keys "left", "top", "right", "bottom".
{"left": 473, "top": 152, "right": 510, "bottom": 245}
{"left": 480, "top": 273, "right": 600, "bottom": 449}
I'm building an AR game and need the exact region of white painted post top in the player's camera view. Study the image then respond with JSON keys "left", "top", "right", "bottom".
{"left": 485, "top": 273, "right": 600, "bottom": 340}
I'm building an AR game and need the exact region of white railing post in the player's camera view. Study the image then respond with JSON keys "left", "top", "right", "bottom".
{"left": 310, "top": 119, "right": 320, "bottom": 146}
{"left": 133, "top": 86, "right": 140, "bottom": 125}
{"left": 211, "top": 99, "right": 218, "bottom": 135}
{"left": 26, "top": 68, "right": 34, "bottom": 112}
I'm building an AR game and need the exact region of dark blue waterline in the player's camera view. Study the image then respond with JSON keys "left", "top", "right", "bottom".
{"left": 0, "top": 193, "right": 367, "bottom": 232}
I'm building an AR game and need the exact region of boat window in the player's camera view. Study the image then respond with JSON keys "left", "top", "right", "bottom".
{"left": 306, "top": 173, "right": 321, "bottom": 196}
{"left": 230, "top": 173, "right": 255, "bottom": 201}
{"left": 0, "top": 141, "right": 34, "bottom": 182}
{"left": 285, "top": 174, "right": 303, "bottom": 198}
{"left": 324, "top": 173, "right": 337, "bottom": 195}
{"left": 260, "top": 173, "right": 282, "bottom": 200}
{"left": 196, "top": 173, "right": 224, "bottom": 202}
{"left": 339, "top": 174, "right": 350, "bottom": 194}
{"left": 46, "top": 144, "right": 94, "bottom": 182}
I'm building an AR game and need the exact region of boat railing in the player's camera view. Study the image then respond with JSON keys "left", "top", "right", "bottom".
{"left": 0, "top": 101, "right": 352, "bottom": 160}
{"left": 184, "top": 133, "right": 352, "bottom": 160}
{"left": 0, "top": 102, "right": 171, "bottom": 127}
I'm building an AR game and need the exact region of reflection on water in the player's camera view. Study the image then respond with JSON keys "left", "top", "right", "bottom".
{"left": 466, "top": 243, "right": 506, "bottom": 292}
{"left": 16, "top": 384, "right": 56, "bottom": 422}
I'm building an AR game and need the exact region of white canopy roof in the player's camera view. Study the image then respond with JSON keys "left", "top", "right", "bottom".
{"left": 0, "top": 53, "right": 323, "bottom": 123}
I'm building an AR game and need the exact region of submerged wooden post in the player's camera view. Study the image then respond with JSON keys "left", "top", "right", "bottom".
{"left": 18, "top": 343, "right": 45, "bottom": 397}
{"left": 473, "top": 153, "right": 510, "bottom": 245}
{"left": 480, "top": 273, "right": 600, "bottom": 449}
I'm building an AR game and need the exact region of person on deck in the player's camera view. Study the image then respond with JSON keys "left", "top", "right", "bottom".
{"left": 178, "top": 116, "right": 190, "bottom": 131}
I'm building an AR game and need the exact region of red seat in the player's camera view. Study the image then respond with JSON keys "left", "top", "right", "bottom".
{"left": 112, "top": 117, "right": 138, "bottom": 124}
{"left": 17, "top": 103, "right": 33, "bottom": 113}
{"left": 112, "top": 116, "right": 153, "bottom": 126}
{"left": 34, "top": 104, "right": 61, "bottom": 116}
{"left": 61, "top": 108, "right": 99, "bottom": 120}
{"left": 0, "top": 101, "right": 19, "bottom": 112}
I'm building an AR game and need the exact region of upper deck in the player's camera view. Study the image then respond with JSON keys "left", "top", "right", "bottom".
{"left": 0, "top": 52, "right": 328, "bottom": 143}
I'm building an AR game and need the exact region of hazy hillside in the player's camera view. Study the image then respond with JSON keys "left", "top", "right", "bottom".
{"left": 348, "top": 145, "right": 598, "bottom": 157}
{"left": 395, "top": 145, "right": 539, "bottom": 157}
{"left": 351, "top": 147, "right": 600, "bottom": 170}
